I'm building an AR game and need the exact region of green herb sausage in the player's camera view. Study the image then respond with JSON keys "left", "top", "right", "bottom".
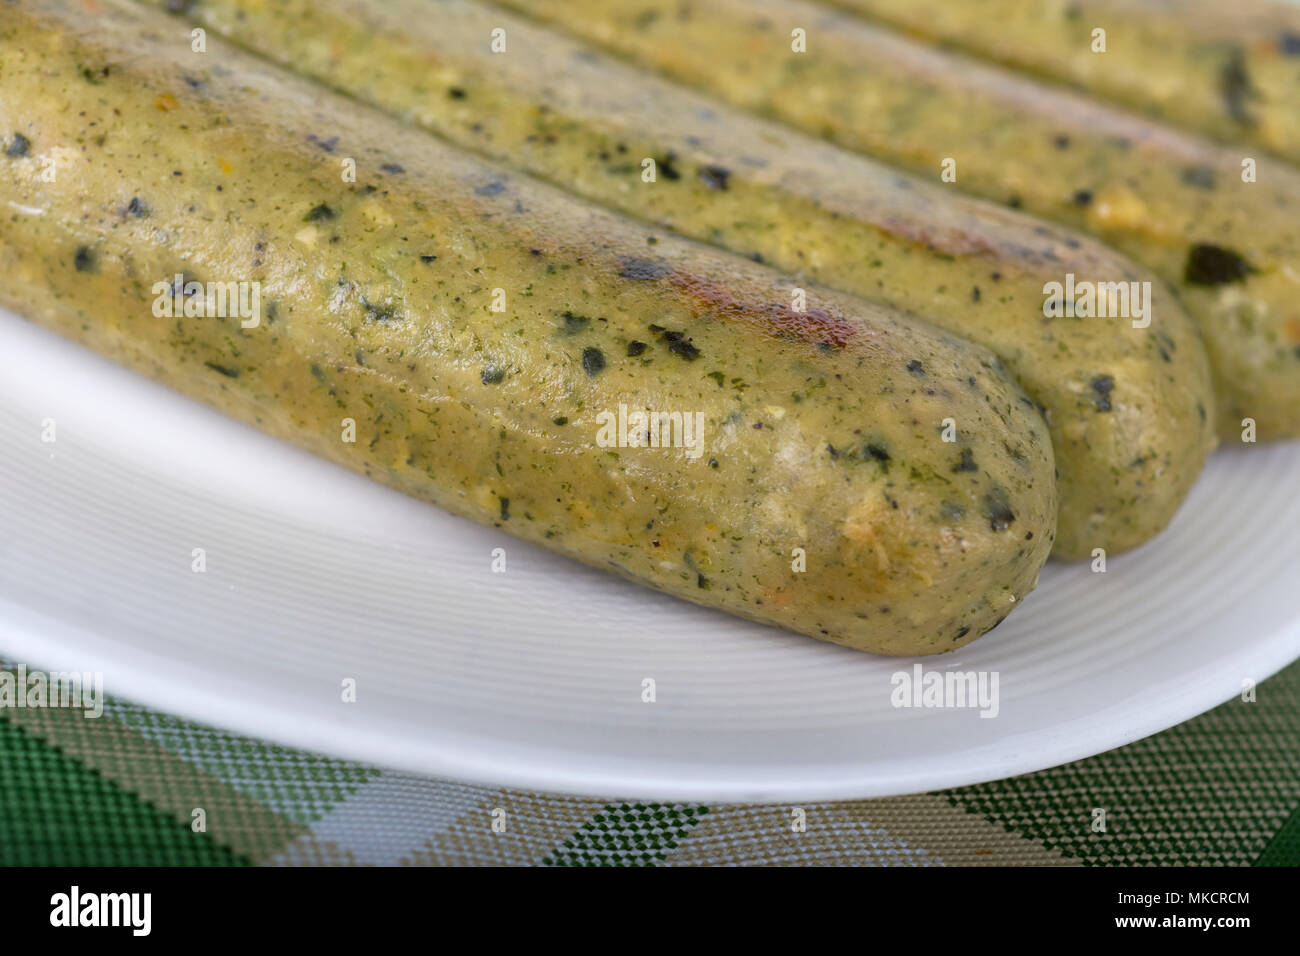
{"left": 494, "top": 0, "right": 1300, "bottom": 442}
{"left": 0, "top": 0, "right": 1058, "bottom": 655}
{"left": 826, "top": 0, "right": 1300, "bottom": 167}
{"left": 138, "top": 0, "right": 1214, "bottom": 559}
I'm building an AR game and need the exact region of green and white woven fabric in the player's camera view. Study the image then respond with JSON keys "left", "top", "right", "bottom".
{"left": 1, "top": 656, "right": 1297, "bottom": 866}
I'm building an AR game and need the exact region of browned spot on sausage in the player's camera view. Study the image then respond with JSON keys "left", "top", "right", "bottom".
{"left": 666, "top": 272, "right": 857, "bottom": 348}
{"left": 1284, "top": 315, "right": 1300, "bottom": 345}
{"left": 875, "top": 213, "right": 1008, "bottom": 259}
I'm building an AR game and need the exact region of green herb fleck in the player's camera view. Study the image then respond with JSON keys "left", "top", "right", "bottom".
{"left": 581, "top": 347, "right": 606, "bottom": 377}
{"left": 983, "top": 487, "right": 1016, "bottom": 532}
{"left": 618, "top": 256, "right": 670, "bottom": 280}
{"left": 1220, "top": 48, "right": 1258, "bottom": 125}
{"left": 651, "top": 327, "right": 700, "bottom": 361}
{"left": 698, "top": 165, "right": 731, "bottom": 190}
{"left": 1185, "top": 244, "right": 1253, "bottom": 286}
{"left": 559, "top": 311, "right": 591, "bottom": 335}
{"left": 363, "top": 299, "right": 398, "bottom": 322}
{"left": 952, "top": 448, "right": 977, "bottom": 472}
{"left": 1090, "top": 374, "right": 1114, "bottom": 412}
{"left": 1181, "top": 166, "right": 1217, "bottom": 190}
{"left": 204, "top": 362, "right": 239, "bottom": 379}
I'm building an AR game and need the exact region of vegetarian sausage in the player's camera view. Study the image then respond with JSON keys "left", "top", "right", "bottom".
{"left": 0, "top": 0, "right": 1058, "bottom": 654}
{"left": 825, "top": 0, "right": 1300, "bottom": 167}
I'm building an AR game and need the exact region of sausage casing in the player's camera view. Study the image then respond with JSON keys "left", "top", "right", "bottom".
{"left": 0, "top": 0, "right": 1059, "bottom": 654}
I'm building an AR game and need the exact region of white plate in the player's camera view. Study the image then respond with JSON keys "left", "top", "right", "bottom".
{"left": 2, "top": 307, "right": 1298, "bottom": 801}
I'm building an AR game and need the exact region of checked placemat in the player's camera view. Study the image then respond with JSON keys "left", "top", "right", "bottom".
{"left": 0, "top": 657, "right": 1297, "bottom": 866}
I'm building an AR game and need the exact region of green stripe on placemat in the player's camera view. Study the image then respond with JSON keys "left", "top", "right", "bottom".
{"left": 0, "top": 715, "right": 249, "bottom": 866}
{"left": 542, "top": 803, "right": 710, "bottom": 866}
{"left": 943, "top": 662, "right": 1300, "bottom": 867}
{"left": 1254, "top": 802, "right": 1300, "bottom": 866}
